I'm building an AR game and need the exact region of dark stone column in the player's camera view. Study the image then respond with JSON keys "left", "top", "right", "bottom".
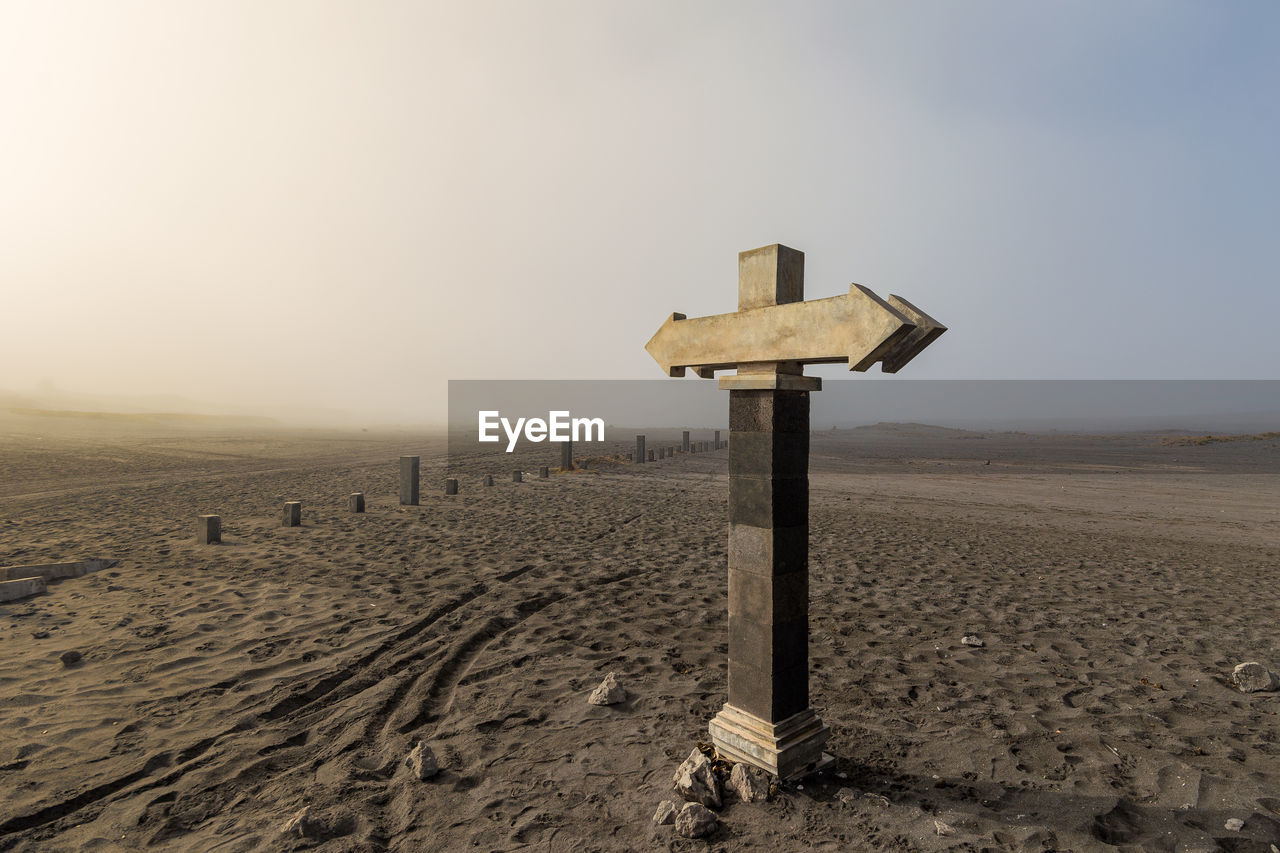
{"left": 560, "top": 440, "right": 573, "bottom": 471}
{"left": 636, "top": 434, "right": 646, "bottom": 463}
{"left": 399, "top": 456, "right": 420, "bottom": 505}
{"left": 682, "top": 431, "right": 690, "bottom": 452}
{"left": 282, "top": 501, "right": 302, "bottom": 527}
{"left": 726, "top": 389, "right": 810, "bottom": 722}
{"left": 349, "top": 493, "right": 365, "bottom": 513}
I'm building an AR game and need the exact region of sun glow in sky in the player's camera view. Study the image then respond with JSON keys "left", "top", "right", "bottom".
{"left": 2, "top": 1, "right": 1277, "bottom": 422}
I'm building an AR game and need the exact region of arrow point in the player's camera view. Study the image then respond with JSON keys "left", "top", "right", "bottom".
{"left": 646, "top": 313, "right": 689, "bottom": 376}
{"left": 846, "top": 284, "right": 915, "bottom": 371}
{"left": 880, "top": 295, "right": 946, "bottom": 373}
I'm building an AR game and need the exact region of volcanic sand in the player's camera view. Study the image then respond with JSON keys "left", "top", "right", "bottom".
{"left": 1, "top": 417, "right": 1278, "bottom": 851}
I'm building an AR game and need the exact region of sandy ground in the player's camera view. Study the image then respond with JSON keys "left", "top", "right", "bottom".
{"left": 1, "top": 416, "right": 1278, "bottom": 852}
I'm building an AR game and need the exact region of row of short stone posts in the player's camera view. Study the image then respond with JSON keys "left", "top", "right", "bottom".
{"left": 197, "top": 493, "right": 357, "bottom": 544}
{"left": 199, "top": 435, "right": 725, "bottom": 546}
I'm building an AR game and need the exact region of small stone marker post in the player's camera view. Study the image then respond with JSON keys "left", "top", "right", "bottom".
{"left": 560, "top": 440, "right": 573, "bottom": 471}
{"left": 512, "top": 469, "right": 522, "bottom": 482}
{"left": 682, "top": 431, "right": 690, "bottom": 452}
{"left": 539, "top": 466, "right": 549, "bottom": 478}
{"left": 483, "top": 474, "right": 494, "bottom": 487}
{"left": 636, "top": 435, "right": 646, "bottom": 464}
{"left": 445, "top": 478, "right": 459, "bottom": 495}
{"left": 197, "top": 514, "right": 221, "bottom": 544}
{"left": 400, "top": 456, "right": 420, "bottom": 506}
{"left": 714, "top": 430, "right": 721, "bottom": 448}
{"left": 349, "top": 493, "right": 365, "bottom": 513}
{"left": 648, "top": 449, "right": 655, "bottom": 462}
{"left": 282, "top": 502, "right": 301, "bottom": 527}
{"left": 645, "top": 243, "right": 945, "bottom": 778}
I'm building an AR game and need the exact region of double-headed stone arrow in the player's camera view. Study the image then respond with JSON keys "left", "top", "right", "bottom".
{"left": 645, "top": 244, "right": 945, "bottom": 779}
{"left": 646, "top": 249, "right": 944, "bottom": 379}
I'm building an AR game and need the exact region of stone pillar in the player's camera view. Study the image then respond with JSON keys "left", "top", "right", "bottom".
{"left": 669, "top": 446, "right": 675, "bottom": 458}
{"left": 708, "top": 243, "right": 830, "bottom": 780}
{"left": 539, "top": 466, "right": 549, "bottom": 478}
{"left": 560, "top": 440, "right": 573, "bottom": 471}
{"left": 682, "top": 431, "right": 690, "bottom": 452}
{"left": 445, "top": 478, "right": 459, "bottom": 495}
{"left": 282, "top": 501, "right": 302, "bottom": 527}
{"left": 715, "top": 430, "right": 721, "bottom": 448}
{"left": 349, "top": 493, "right": 365, "bottom": 513}
{"left": 197, "top": 515, "right": 220, "bottom": 544}
{"left": 512, "top": 469, "right": 522, "bottom": 483}
{"left": 648, "top": 449, "right": 655, "bottom": 462}
{"left": 400, "top": 456, "right": 420, "bottom": 506}
{"left": 636, "top": 435, "right": 646, "bottom": 464}
{"left": 483, "top": 474, "right": 494, "bottom": 487}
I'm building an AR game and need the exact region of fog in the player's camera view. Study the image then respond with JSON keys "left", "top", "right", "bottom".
{"left": 3, "top": 2, "right": 1278, "bottom": 425}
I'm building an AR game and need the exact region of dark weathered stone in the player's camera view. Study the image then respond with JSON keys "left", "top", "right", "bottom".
{"left": 282, "top": 501, "right": 301, "bottom": 527}
{"left": 512, "top": 470, "right": 522, "bottom": 483}
{"left": 727, "top": 476, "right": 807, "bottom": 528}
{"left": 648, "top": 449, "right": 655, "bottom": 462}
{"left": 729, "top": 431, "right": 809, "bottom": 478}
{"left": 729, "top": 389, "right": 810, "bottom": 434}
{"left": 727, "top": 658, "right": 810, "bottom": 722}
{"left": 728, "top": 570, "right": 808, "bottom": 625}
{"left": 483, "top": 474, "right": 494, "bottom": 487}
{"left": 399, "top": 455, "right": 420, "bottom": 505}
{"left": 560, "top": 441, "right": 573, "bottom": 471}
{"left": 727, "top": 524, "right": 808, "bottom": 577}
{"left": 444, "top": 478, "right": 458, "bottom": 495}
{"left": 539, "top": 466, "right": 549, "bottom": 478}
{"left": 682, "top": 431, "right": 690, "bottom": 452}
{"left": 636, "top": 435, "right": 646, "bottom": 464}
{"left": 348, "top": 493, "right": 365, "bottom": 513}
{"left": 714, "top": 430, "right": 721, "bottom": 448}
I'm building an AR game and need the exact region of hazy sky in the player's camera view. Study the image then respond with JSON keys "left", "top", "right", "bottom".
{"left": 3, "top": 1, "right": 1277, "bottom": 422}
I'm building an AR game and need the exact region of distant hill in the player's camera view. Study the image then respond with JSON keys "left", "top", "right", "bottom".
{"left": 3, "top": 407, "right": 276, "bottom": 427}
{"left": 844, "top": 421, "right": 987, "bottom": 438}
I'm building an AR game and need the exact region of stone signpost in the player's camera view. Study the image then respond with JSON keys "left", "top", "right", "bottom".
{"left": 645, "top": 244, "right": 945, "bottom": 779}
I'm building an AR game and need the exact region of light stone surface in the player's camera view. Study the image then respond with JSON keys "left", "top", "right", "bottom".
{"left": 1231, "top": 662, "right": 1279, "bottom": 693}
{"left": 672, "top": 748, "right": 721, "bottom": 808}
{"left": 405, "top": 741, "right": 439, "bottom": 780}
{"left": 674, "top": 802, "right": 717, "bottom": 839}
{"left": 281, "top": 806, "right": 325, "bottom": 840}
{"left": 588, "top": 672, "right": 626, "bottom": 705}
{"left": 728, "top": 763, "right": 770, "bottom": 803}
{"left": 0, "top": 577, "right": 46, "bottom": 603}
{"left": 651, "top": 800, "right": 677, "bottom": 825}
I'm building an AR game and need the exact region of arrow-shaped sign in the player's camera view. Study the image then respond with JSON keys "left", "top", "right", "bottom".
{"left": 645, "top": 284, "right": 944, "bottom": 377}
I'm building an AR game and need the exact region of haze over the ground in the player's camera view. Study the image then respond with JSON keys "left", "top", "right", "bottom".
{"left": 3, "top": 2, "right": 1278, "bottom": 424}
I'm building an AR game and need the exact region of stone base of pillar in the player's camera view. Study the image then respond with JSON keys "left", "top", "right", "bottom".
{"left": 709, "top": 704, "right": 833, "bottom": 780}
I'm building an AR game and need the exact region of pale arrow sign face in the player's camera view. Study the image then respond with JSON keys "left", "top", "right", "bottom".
{"left": 645, "top": 283, "right": 946, "bottom": 377}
